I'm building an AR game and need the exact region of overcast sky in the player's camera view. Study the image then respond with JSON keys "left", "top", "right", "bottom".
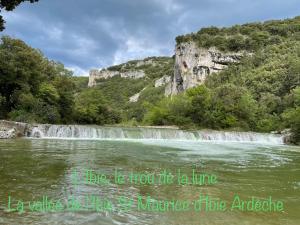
{"left": 1, "top": 0, "right": 299, "bottom": 76}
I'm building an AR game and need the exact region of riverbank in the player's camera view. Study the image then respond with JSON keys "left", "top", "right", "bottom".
{"left": 0, "top": 120, "right": 30, "bottom": 139}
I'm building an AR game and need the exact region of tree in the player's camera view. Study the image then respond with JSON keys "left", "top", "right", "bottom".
{"left": 0, "top": 36, "right": 46, "bottom": 116}
{"left": 74, "top": 88, "right": 121, "bottom": 125}
{"left": 0, "top": 0, "right": 39, "bottom": 31}
{"left": 0, "top": 36, "right": 75, "bottom": 124}
{"left": 187, "top": 85, "right": 212, "bottom": 126}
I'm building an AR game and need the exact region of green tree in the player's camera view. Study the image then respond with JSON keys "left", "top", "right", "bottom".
{"left": 0, "top": 36, "right": 46, "bottom": 116}
{"left": 144, "top": 94, "right": 192, "bottom": 127}
{"left": 74, "top": 88, "right": 120, "bottom": 125}
{"left": 187, "top": 85, "right": 212, "bottom": 126}
{"left": 0, "top": 36, "right": 75, "bottom": 124}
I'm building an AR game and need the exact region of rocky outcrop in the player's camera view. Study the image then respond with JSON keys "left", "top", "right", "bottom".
{"left": 155, "top": 75, "right": 171, "bottom": 88}
{"left": 0, "top": 128, "right": 16, "bottom": 139}
{"left": 278, "top": 129, "right": 293, "bottom": 145}
{"left": 88, "top": 69, "right": 145, "bottom": 87}
{"left": 129, "top": 92, "right": 141, "bottom": 103}
{"left": 129, "top": 88, "right": 146, "bottom": 103}
{"left": 0, "top": 120, "right": 30, "bottom": 138}
{"left": 168, "top": 42, "right": 244, "bottom": 96}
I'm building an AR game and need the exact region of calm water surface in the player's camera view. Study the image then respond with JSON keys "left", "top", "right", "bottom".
{"left": 0, "top": 139, "right": 299, "bottom": 225}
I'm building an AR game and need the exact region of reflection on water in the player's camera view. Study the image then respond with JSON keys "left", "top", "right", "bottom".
{"left": 0, "top": 139, "right": 299, "bottom": 225}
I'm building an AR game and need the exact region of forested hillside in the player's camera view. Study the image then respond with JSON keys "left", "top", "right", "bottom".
{"left": 146, "top": 16, "right": 300, "bottom": 144}
{"left": 0, "top": 16, "right": 299, "bottom": 143}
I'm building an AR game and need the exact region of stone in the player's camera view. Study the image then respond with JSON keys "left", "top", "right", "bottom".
{"left": 88, "top": 69, "right": 145, "bottom": 87}
{"left": 168, "top": 42, "right": 244, "bottom": 96}
{"left": 129, "top": 88, "right": 147, "bottom": 103}
{"left": 0, "top": 120, "right": 29, "bottom": 138}
{"left": 154, "top": 75, "right": 171, "bottom": 88}
{"left": 164, "top": 82, "right": 173, "bottom": 96}
{"left": 129, "top": 92, "right": 141, "bottom": 103}
{"left": 0, "top": 128, "right": 16, "bottom": 139}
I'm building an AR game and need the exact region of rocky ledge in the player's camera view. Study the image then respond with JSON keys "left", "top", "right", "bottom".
{"left": 0, "top": 128, "right": 17, "bottom": 139}
{"left": 0, "top": 120, "right": 30, "bottom": 139}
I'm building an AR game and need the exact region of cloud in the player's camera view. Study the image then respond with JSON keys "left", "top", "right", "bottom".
{"left": 1, "top": 0, "right": 299, "bottom": 75}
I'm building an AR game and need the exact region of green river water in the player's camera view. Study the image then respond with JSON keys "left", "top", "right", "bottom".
{"left": 0, "top": 138, "right": 299, "bottom": 225}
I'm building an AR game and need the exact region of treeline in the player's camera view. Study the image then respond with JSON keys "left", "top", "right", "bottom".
{"left": 176, "top": 16, "right": 300, "bottom": 52}
{"left": 0, "top": 36, "right": 120, "bottom": 125}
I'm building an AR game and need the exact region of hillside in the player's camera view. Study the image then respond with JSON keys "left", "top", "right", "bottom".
{"left": 143, "top": 16, "right": 300, "bottom": 143}
{"left": 0, "top": 16, "right": 299, "bottom": 143}
{"left": 86, "top": 56, "right": 174, "bottom": 123}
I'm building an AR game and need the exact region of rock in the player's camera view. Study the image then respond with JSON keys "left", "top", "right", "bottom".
{"left": 129, "top": 88, "right": 147, "bottom": 103}
{"left": 136, "top": 58, "right": 156, "bottom": 67}
{"left": 88, "top": 69, "right": 145, "bottom": 87}
{"left": 129, "top": 92, "right": 141, "bottom": 103}
{"left": 280, "top": 129, "right": 293, "bottom": 144}
{"left": 121, "top": 71, "right": 145, "bottom": 79}
{"left": 164, "top": 82, "right": 173, "bottom": 96}
{"left": 281, "top": 129, "right": 291, "bottom": 135}
{"left": 0, "top": 120, "right": 29, "bottom": 138}
{"left": 168, "top": 42, "right": 244, "bottom": 96}
{"left": 154, "top": 75, "right": 171, "bottom": 88}
{"left": 0, "top": 128, "right": 16, "bottom": 139}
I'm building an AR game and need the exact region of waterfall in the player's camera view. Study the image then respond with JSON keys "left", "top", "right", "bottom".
{"left": 27, "top": 124, "right": 285, "bottom": 144}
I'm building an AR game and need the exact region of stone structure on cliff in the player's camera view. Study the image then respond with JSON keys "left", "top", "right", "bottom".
{"left": 168, "top": 42, "right": 244, "bottom": 96}
{"left": 88, "top": 69, "right": 145, "bottom": 87}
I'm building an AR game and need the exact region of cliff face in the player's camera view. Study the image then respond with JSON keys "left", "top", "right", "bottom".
{"left": 88, "top": 43, "right": 244, "bottom": 97}
{"left": 88, "top": 69, "right": 145, "bottom": 87}
{"left": 168, "top": 42, "right": 243, "bottom": 95}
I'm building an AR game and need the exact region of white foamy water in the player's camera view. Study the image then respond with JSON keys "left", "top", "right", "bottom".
{"left": 28, "top": 124, "right": 284, "bottom": 145}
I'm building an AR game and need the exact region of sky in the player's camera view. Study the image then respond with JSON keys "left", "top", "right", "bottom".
{"left": 1, "top": 0, "right": 300, "bottom": 76}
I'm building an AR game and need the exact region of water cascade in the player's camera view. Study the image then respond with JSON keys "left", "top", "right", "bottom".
{"left": 27, "top": 124, "right": 285, "bottom": 144}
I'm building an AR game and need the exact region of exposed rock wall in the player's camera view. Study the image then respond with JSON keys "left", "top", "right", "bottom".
{"left": 0, "top": 120, "right": 30, "bottom": 138}
{"left": 88, "top": 69, "right": 145, "bottom": 87}
{"left": 155, "top": 75, "right": 171, "bottom": 88}
{"left": 168, "top": 42, "right": 244, "bottom": 96}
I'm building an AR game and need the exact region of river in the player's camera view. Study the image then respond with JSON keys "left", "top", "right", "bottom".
{"left": 0, "top": 126, "right": 299, "bottom": 224}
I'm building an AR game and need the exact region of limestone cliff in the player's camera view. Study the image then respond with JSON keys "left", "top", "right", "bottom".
{"left": 88, "top": 69, "right": 145, "bottom": 87}
{"left": 168, "top": 42, "right": 244, "bottom": 96}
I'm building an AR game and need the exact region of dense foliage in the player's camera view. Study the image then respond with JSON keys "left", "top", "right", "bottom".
{"left": 0, "top": 36, "right": 118, "bottom": 125}
{"left": 176, "top": 16, "right": 300, "bottom": 52}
